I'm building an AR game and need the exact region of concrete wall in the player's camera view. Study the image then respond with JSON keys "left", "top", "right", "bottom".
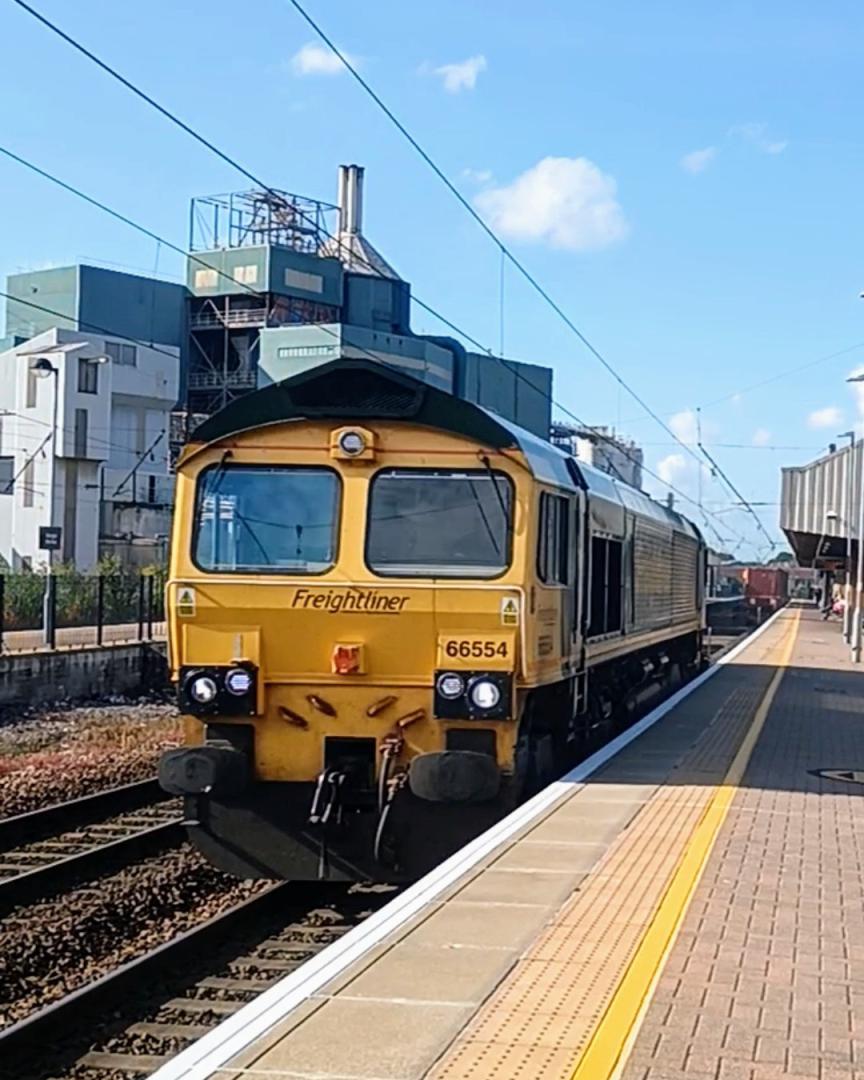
{"left": 0, "top": 641, "right": 167, "bottom": 706}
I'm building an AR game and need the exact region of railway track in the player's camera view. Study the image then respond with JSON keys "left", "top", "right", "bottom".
{"left": 2, "top": 880, "right": 393, "bottom": 1080}
{"left": 0, "top": 779, "right": 181, "bottom": 911}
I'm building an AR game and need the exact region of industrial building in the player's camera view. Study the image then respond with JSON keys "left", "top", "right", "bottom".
{"left": 183, "top": 165, "right": 552, "bottom": 437}
{"left": 0, "top": 327, "right": 178, "bottom": 570}
{"left": 1, "top": 164, "right": 554, "bottom": 567}
{"left": 550, "top": 421, "right": 644, "bottom": 489}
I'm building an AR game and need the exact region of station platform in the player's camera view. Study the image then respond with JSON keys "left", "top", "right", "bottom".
{"left": 155, "top": 604, "right": 864, "bottom": 1080}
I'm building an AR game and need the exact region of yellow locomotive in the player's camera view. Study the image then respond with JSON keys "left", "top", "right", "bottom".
{"left": 160, "top": 358, "right": 705, "bottom": 880}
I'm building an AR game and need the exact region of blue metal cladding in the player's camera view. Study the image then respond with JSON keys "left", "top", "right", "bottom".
{"left": 78, "top": 265, "right": 186, "bottom": 347}
{"left": 5, "top": 267, "right": 79, "bottom": 339}
{"left": 343, "top": 273, "right": 411, "bottom": 334}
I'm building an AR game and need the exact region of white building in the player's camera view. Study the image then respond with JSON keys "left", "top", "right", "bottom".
{"left": 0, "top": 328, "right": 179, "bottom": 570}
{"left": 550, "top": 422, "right": 644, "bottom": 490}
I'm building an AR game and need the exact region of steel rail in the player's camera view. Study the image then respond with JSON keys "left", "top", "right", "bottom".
{"left": 0, "top": 777, "right": 166, "bottom": 847}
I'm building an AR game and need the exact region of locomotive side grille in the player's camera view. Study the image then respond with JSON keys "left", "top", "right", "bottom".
{"left": 633, "top": 520, "right": 673, "bottom": 629}
{"left": 671, "top": 533, "right": 699, "bottom": 619}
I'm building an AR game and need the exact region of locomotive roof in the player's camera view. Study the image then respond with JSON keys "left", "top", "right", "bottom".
{"left": 191, "top": 357, "right": 699, "bottom": 540}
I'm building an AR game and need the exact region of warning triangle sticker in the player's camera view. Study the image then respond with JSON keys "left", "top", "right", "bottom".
{"left": 177, "top": 587, "right": 196, "bottom": 616}
{"left": 501, "top": 598, "right": 519, "bottom": 625}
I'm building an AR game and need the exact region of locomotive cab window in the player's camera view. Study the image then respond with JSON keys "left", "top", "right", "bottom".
{"left": 366, "top": 468, "right": 512, "bottom": 577}
{"left": 193, "top": 464, "right": 340, "bottom": 573}
{"left": 537, "top": 493, "right": 569, "bottom": 585}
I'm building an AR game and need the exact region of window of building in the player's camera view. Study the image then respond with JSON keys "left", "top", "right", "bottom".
{"left": 74, "top": 408, "right": 88, "bottom": 457}
{"left": 78, "top": 357, "right": 99, "bottom": 394}
{"left": 148, "top": 475, "right": 157, "bottom": 504}
{"left": 537, "top": 493, "right": 569, "bottom": 585}
{"left": 233, "top": 264, "right": 258, "bottom": 285}
{"left": 105, "top": 341, "right": 137, "bottom": 367}
{"left": 588, "top": 537, "right": 624, "bottom": 637}
{"left": 284, "top": 268, "right": 324, "bottom": 293}
{"left": 0, "top": 456, "right": 13, "bottom": 494}
{"left": 25, "top": 364, "right": 38, "bottom": 408}
{"left": 22, "top": 459, "right": 35, "bottom": 508}
{"left": 194, "top": 268, "right": 218, "bottom": 289}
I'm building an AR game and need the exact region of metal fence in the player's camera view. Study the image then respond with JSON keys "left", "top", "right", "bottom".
{"left": 0, "top": 571, "right": 166, "bottom": 651}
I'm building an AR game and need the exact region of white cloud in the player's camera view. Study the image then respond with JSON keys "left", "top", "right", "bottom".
{"left": 680, "top": 147, "right": 717, "bottom": 175}
{"left": 730, "top": 122, "right": 787, "bottom": 154}
{"left": 474, "top": 157, "right": 628, "bottom": 252}
{"left": 669, "top": 409, "right": 699, "bottom": 446}
{"left": 657, "top": 453, "right": 687, "bottom": 485}
{"left": 462, "top": 167, "right": 493, "bottom": 185}
{"left": 752, "top": 427, "right": 771, "bottom": 446}
{"left": 808, "top": 405, "right": 843, "bottom": 429}
{"left": 432, "top": 55, "right": 487, "bottom": 93}
{"left": 291, "top": 42, "right": 355, "bottom": 76}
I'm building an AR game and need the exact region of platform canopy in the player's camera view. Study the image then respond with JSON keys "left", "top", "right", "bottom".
{"left": 780, "top": 443, "right": 860, "bottom": 568}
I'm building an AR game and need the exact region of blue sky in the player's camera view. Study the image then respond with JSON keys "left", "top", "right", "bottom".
{"left": 1, "top": 0, "right": 863, "bottom": 558}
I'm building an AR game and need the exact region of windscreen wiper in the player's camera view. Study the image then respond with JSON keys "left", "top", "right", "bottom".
{"left": 480, "top": 455, "right": 510, "bottom": 527}
{"left": 467, "top": 477, "right": 501, "bottom": 557}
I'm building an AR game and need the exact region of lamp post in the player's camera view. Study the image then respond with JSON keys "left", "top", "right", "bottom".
{"left": 28, "top": 349, "right": 110, "bottom": 646}
{"left": 846, "top": 375, "right": 864, "bottom": 661}
{"left": 31, "top": 358, "right": 59, "bottom": 646}
{"left": 838, "top": 431, "right": 856, "bottom": 642}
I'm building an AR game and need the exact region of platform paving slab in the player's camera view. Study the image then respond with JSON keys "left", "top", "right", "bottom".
{"left": 620, "top": 610, "right": 864, "bottom": 1080}
{"left": 211, "top": 611, "right": 804, "bottom": 1080}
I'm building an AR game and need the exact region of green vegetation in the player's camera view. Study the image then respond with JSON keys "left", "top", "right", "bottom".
{"left": 0, "top": 558, "right": 166, "bottom": 631}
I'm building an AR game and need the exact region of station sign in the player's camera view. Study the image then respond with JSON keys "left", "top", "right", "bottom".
{"left": 39, "top": 526, "right": 62, "bottom": 551}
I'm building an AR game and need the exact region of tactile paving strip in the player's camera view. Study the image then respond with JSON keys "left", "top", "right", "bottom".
{"left": 427, "top": 620, "right": 795, "bottom": 1080}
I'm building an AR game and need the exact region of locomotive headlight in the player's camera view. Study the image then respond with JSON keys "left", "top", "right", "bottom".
{"left": 436, "top": 672, "right": 465, "bottom": 699}
{"left": 225, "top": 668, "right": 253, "bottom": 696}
{"left": 469, "top": 679, "right": 501, "bottom": 710}
{"left": 338, "top": 430, "right": 366, "bottom": 456}
{"left": 189, "top": 675, "right": 219, "bottom": 704}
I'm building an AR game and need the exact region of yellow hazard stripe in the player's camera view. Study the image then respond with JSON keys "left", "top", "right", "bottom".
{"left": 569, "top": 609, "right": 800, "bottom": 1080}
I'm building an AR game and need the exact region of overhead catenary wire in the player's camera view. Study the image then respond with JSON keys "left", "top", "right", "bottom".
{"left": 697, "top": 437, "right": 776, "bottom": 551}
{"left": 3, "top": 431, "right": 52, "bottom": 493}
{"left": 8, "top": 0, "right": 705, "bottom": 472}
{"left": 0, "top": 146, "right": 703, "bottom": 519}
{"left": 0, "top": 143, "right": 442, "bottom": 382}
{"left": 282, "top": 0, "right": 707, "bottom": 467}
{"left": 4, "top": 275, "right": 755, "bottom": 547}
{"left": 1, "top": 12, "right": 764, "bottom": 550}
{"left": 0, "top": 194, "right": 758, "bottom": 553}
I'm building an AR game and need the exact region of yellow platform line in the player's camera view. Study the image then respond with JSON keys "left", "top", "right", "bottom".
{"left": 569, "top": 609, "right": 800, "bottom": 1080}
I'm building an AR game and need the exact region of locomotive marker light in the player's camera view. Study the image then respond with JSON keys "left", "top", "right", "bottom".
{"left": 339, "top": 431, "right": 366, "bottom": 456}
{"left": 436, "top": 672, "right": 465, "bottom": 699}
{"left": 190, "top": 674, "right": 219, "bottom": 704}
{"left": 469, "top": 679, "right": 502, "bottom": 710}
{"left": 225, "top": 668, "right": 253, "bottom": 696}
{"left": 331, "top": 425, "right": 376, "bottom": 461}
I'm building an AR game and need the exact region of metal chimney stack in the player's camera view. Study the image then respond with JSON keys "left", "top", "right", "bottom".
{"left": 338, "top": 164, "right": 364, "bottom": 236}
{"left": 324, "top": 164, "right": 400, "bottom": 280}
